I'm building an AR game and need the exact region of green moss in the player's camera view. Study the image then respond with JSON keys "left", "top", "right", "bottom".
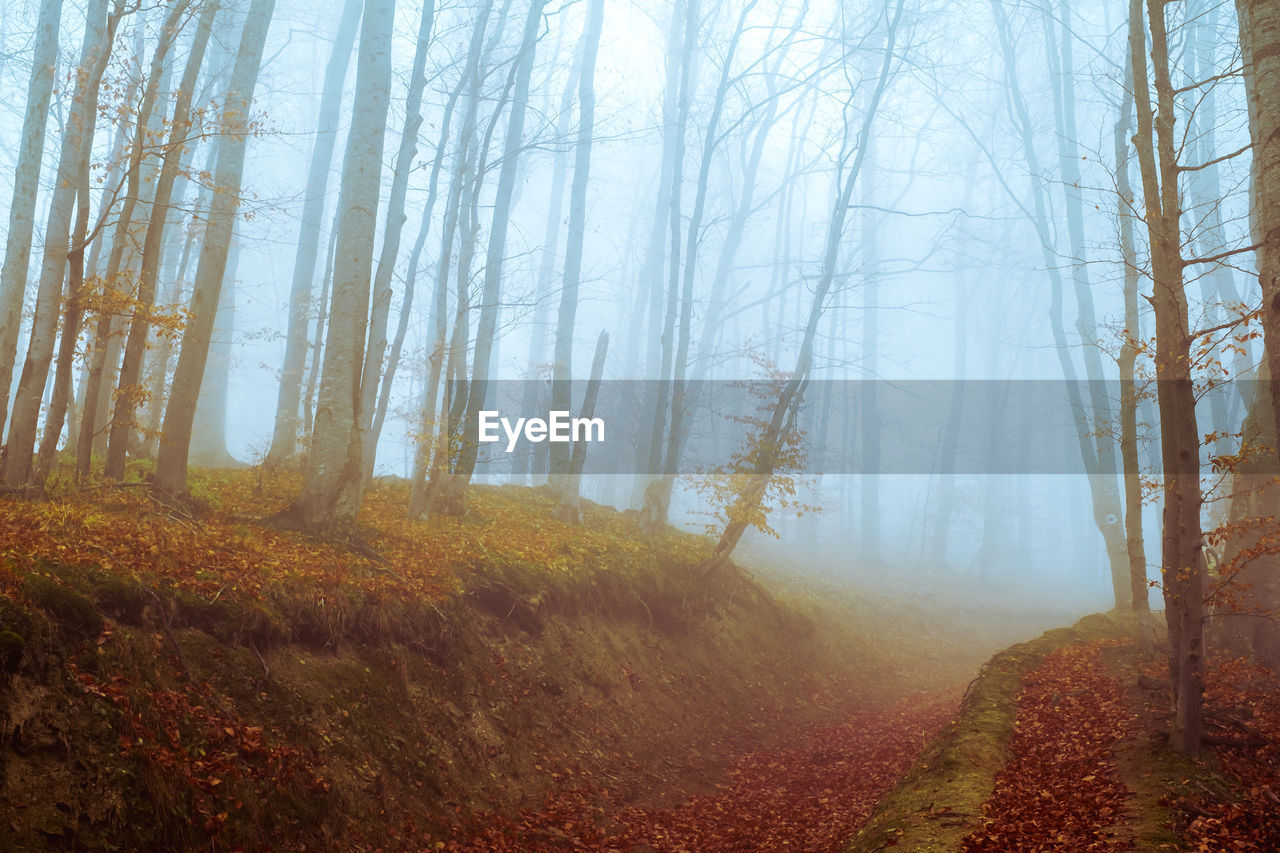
{"left": 846, "top": 611, "right": 1151, "bottom": 853}
{"left": 24, "top": 573, "right": 104, "bottom": 638}
{"left": 0, "top": 629, "right": 24, "bottom": 670}
{"left": 88, "top": 571, "right": 147, "bottom": 624}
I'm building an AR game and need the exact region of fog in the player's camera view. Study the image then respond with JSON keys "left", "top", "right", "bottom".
{"left": 0, "top": 0, "right": 1257, "bottom": 613}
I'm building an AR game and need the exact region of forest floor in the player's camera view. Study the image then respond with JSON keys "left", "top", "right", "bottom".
{"left": 0, "top": 467, "right": 1055, "bottom": 850}
{"left": 3, "top": 469, "right": 1275, "bottom": 850}
{"left": 849, "top": 614, "right": 1280, "bottom": 853}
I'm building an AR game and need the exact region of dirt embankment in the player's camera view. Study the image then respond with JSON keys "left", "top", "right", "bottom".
{"left": 0, "top": 484, "right": 1021, "bottom": 851}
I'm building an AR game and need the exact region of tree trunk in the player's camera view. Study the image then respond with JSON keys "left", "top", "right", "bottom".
{"left": 0, "top": 0, "right": 62, "bottom": 443}
{"left": 1, "top": 0, "right": 117, "bottom": 487}
{"left": 266, "top": 0, "right": 361, "bottom": 465}
{"left": 358, "top": 0, "right": 436, "bottom": 478}
{"left": 281, "top": 0, "right": 393, "bottom": 529}
{"left": 639, "top": 0, "right": 699, "bottom": 532}
{"left": 407, "top": 0, "right": 497, "bottom": 519}
{"left": 555, "top": 330, "right": 608, "bottom": 523}
{"left": 649, "top": 0, "right": 759, "bottom": 524}
{"left": 989, "top": 0, "right": 1129, "bottom": 605}
{"left": 153, "top": 0, "right": 276, "bottom": 495}
{"left": 439, "top": 0, "right": 550, "bottom": 516}
{"left": 1131, "top": 0, "right": 1204, "bottom": 757}
{"left": 709, "top": 0, "right": 904, "bottom": 570}
{"left": 1234, "top": 0, "right": 1280, "bottom": 444}
{"left": 1115, "top": 45, "right": 1149, "bottom": 611}
{"left": 548, "top": 0, "right": 605, "bottom": 485}
{"left": 513, "top": 42, "right": 580, "bottom": 485}
{"left": 102, "top": 0, "right": 213, "bottom": 479}
{"left": 189, "top": 233, "right": 238, "bottom": 468}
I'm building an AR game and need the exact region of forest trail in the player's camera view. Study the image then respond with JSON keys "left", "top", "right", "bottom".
{"left": 444, "top": 692, "right": 959, "bottom": 851}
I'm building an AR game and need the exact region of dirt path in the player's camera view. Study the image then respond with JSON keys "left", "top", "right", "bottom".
{"left": 444, "top": 692, "right": 958, "bottom": 852}
{"left": 961, "top": 639, "right": 1137, "bottom": 851}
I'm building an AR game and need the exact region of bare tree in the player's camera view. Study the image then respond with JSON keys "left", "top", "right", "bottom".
{"left": 104, "top": 0, "right": 221, "bottom": 480}
{"left": 279, "top": 0, "right": 394, "bottom": 529}
{"left": 266, "top": 0, "right": 361, "bottom": 465}
{"left": 154, "top": 0, "right": 277, "bottom": 495}
{"left": 0, "top": 0, "right": 62, "bottom": 443}
{"left": 1, "top": 0, "right": 121, "bottom": 487}
{"left": 1130, "top": 0, "right": 1204, "bottom": 757}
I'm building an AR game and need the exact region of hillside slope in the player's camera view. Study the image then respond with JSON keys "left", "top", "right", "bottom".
{"left": 0, "top": 472, "right": 988, "bottom": 850}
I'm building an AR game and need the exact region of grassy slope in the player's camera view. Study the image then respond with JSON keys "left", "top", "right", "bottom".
{"left": 0, "top": 471, "right": 928, "bottom": 850}
{"left": 845, "top": 611, "right": 1164, "bottom": 852}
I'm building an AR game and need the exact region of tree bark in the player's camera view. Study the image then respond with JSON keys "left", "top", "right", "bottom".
{"left": 281, "top": 0, "right": 394, "bottom": 529}
{"left": 0, "top": 0, "right": 62, "bottom": 443}
{"left": 548, "top": 0, "right": 606, "bottom": 484}
{"left": 1131, "top": 0, "right": 1204, "bottom": 757}
{"left": 1, "top": 0, "right": 118, "bottom": 487}
{"left": 266, "top": 0, "right": 362, "bottom": 465}
{"left": 154, "top": 0, "right": 276, "bottom": 495}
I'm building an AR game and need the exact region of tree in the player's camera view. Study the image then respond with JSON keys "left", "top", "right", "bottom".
{"left": 358, "top": 0, "right": 437, "bottom": 478}
{"left": 1237, "top": 0, "right": 1280, "bottom": 442}
{"left": 0, "top": 0, "right": 62, "bottom": 443}
{"left": 407, "top": 0, "right": 497, "bottom": 520}
{"left": 154, "top": 0, "right": 277, "bottom": 495}
{"left": 709, "top": 0, "right": 905, "bottom": 569}
{"left": 427, "top": 0, "right": 550, "bottom": 516}
{"left": 549, "top": 0, "right": 606, "bottom": 489}
{"left": 265, "top": 0, "right": 361, "bottom": 465}
{"left": 1, "top": 0, "right": 121, "bottom": 487}
{"left": 983, "top": 0, "right": 1129, "bottom": 608}
{"left": 1130, "top": 0, "right": 1204, "bottom": 757}
{"left": 280, "top": 0, "right": 394, "bottom": 530}
{"left": 42, "top": 0, "right": 192, "bottom": 483}
{"left": 105, "top": 0, "right": 221, "bottom": 480}
{"left": 1114, "top": 45, "right": 1148, "bottom": 612}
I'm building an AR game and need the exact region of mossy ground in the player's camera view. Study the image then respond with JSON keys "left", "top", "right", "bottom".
{"left": 0, "top": 471, "right": 1003, "bottom": 850}
{"left": 846, "top": 612, "right": 1164, "bottom": 852}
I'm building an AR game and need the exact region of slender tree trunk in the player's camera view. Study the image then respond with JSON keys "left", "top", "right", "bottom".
{"left": 43, "top": 14, "right": 185, "bottom": 480}
{"left": 1, "top": 0, "right": 117, "bottom": 487}
{"left": 0, "top": 0, "right": 62, "bottom": 442}
{"left": 189, "top": 232, "right": 238, "bottom": 467}
{"left": 709, "top": 0, "right": 904, "bottom": 569}
{"left": 1115, "top": 48, "right": 1148, "bottom": 611}
{"left": 266, "top": 0, "right": 361, "bottom": 464}
{"left": 1131, "top": 0, "right": 1204, "bottom": 757}
{"left": 408, "top": 0, "right": 496, "bottom": 518}
{"left": 358, "top": 0, "right": 436, "bottom": 478}
{"left": 640, "top": 0, "right": 699, "bottom": 531}
{"left": 303, "top": 210, "right": 339, "bottom": 440}
{"left": 154, "top": 0, "right": 276, "bottom": 495}
{"left": 549, "top": 0, "right": 605, "bottom": 482}
{"left": 281, "top": 0, "right": 393, "bottom": 529}
{"left": 1230, "top": 0, "right": 1280, "bottom": 666}
{"left": 859, "top": 139, "right": 881, "bottom": 564}
{"left": 513, "top": 43, "right": 580, "bottom": 485}
{"left": 989, "top": 0, "right": 1128, "bottom": 605}
{"left": 650, "top": 0, "right": 758, "bottom": 524}
{"left": 439, "top": 0, "right": 550, "bottom": 516}
{"left": 1233, "top": 1, "right": 1280, "bottom": 448}
{"left": 103, "top": 0, "right": 214, "bottom": 479}
{"left": 555, "top": 330, "right": 608, "bottom": 522}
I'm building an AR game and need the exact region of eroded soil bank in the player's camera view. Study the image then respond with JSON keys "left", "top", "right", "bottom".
{"left": 0, "top": 486, "right": 1069, "bottom": 851}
